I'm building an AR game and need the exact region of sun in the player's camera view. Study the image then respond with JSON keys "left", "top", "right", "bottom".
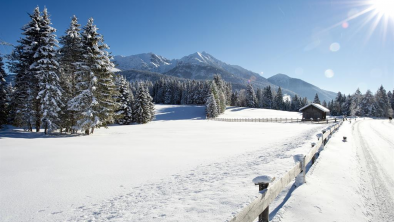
{"left": 371, "top": 0, "right": 394, "bottom": 17}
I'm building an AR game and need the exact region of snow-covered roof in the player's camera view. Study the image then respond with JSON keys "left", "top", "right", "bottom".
{"left": 299, "top": 103, "right": 330, "bottom": 113}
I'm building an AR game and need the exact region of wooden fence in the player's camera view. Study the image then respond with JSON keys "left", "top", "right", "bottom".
{"left": 229, "top": 121, "right": 343, "bottom": 222}
{"left": 212, "top": 117, "right": 339, "bottom": 124}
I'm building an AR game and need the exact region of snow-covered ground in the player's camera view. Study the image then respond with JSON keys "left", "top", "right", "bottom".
{"left": 272, "top": 119, "right": 394, "bottom": 222}
{"left": 220, "top": 107, "right": 302, "bottom": 119}
{"left": 0, "top": 105, "right": 332, "bottom": 222}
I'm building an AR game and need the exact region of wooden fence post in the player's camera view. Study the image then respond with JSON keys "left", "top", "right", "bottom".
{"left": 311, "top": 143, "right": 316, "bottom": 164}
{"left": 252, "top": 176, "right": 274, "bottom": 222}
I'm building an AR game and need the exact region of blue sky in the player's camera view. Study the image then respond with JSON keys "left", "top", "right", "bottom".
{"left": 0, "top": 0, "right": 393, "bottom": 95}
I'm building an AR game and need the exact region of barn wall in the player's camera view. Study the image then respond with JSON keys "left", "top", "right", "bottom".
{"left": 302, "top": 106, "right": 326, "bottom": 120}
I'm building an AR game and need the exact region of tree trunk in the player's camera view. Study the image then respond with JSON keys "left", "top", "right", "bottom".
{"left": 85, "top": 129, "right": 90, "bottom": 135}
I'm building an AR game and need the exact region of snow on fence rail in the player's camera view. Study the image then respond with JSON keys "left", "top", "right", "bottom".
{"left": 229, "top": 121, "right": 343, "bottom": 222}
{"left": 212, "top": 117, "right": 339, "bottom": 124}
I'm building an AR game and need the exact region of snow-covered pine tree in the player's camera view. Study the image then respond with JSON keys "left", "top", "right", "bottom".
{"left": 246, "top": 83, "right": 257, "bottom": 108}
{"left": 230, "top": 91, "right": 238, "bottom": 106}
{"left": 0, "top": 54, "right": 7, "bottom": 127}
{"left": 262, "top": 85, "right": 273, "bottom": 109}
{"left": 164, "top": 82, "right": 172, "bottom": 104}
{"left": 291, "top": 94, "right": 299, "bottom": 111}
{"left": 32, "top": 8, "right": 63, "bottom": 134}
{"left": 273, "top": 87, "right": 284, "bottom": 110}
{"left": 360, "top": 90, "right": 376, "bottom": 117}
{"left": 389, "top": 90, "right": 394, "bottom": 112}
{"left": 375, "top": 85, "right": 391, "bottom": 117}
{"left": 350, "top": 88, "right": 362, "bottom": 116}
{"left": 205, "top": 91, "right": 218, "bottom": 118}
{"left": 133, "top": 82, "right": 155, "bottom": 124}
{"left": 69, "top": 18, "right": 117, "bottom": 134}
{"left": 9, "top": 7, "right": 42, "bottom": 131}
{"left": 342, "top": 95, "right": 351, "bottom": 116}
{"left": 313, "top": 93, "right": 321, "bottom": 104}
{"left": 59, "top": 15, "right": 83, "bottom": 132}
{"left": 322, "top": 100, "right": 327, "bottom": 108}
{"left": 114, "top": 75, "right": 133, "bottom": 124}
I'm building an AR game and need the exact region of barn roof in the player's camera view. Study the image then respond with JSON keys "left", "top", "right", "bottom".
{"left": 299, "top": 103, "right": 330, "bottom": 113}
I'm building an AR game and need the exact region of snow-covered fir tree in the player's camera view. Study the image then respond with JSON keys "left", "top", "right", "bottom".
{"left": 69, "top": 18, "right": 117, "bottom": 134}
{"left": 205, "top": 91, "right": 218, "bottom": 118}
{"left": 9, "top": 7, "right": 42, "bottom": 131}
{"left": 350, "top": 88, "right": 362, "bottom": 116}
{"left": 313, "top": 93, "right": 321, "bottom": 104}
{"left": 114, "top": 75, "right": 133, "bottom": 124}
{"left": 322, "top": 100, "right": 327, "bottom": 108}
{"left": 59, "top": 15, "right": 83, "bottom": 132}
{"left": 273, "top": 87, "right": 284, "bottom": 110}
{"left": 32, "top": 8, "right": 63, "bottom": 134}
{"left": 360, "top": 90, "right": 376, "bottom": 117}
{"left": 375, "top": 85, "right": 391, "bottom": 117}
{"left": 262, "top": 85, "right": 273, "bottom": 109}
{"left": 0, "top": 54, "right": 7, "bottom": 127}
{"left": 389, "top": 90, "right": 394, "bottom": 112}
{"left": 133, "top": 82, "right": 155, "bottom": 124}
{"left": 246, "top": 83, "right": 257, "bottom": 108}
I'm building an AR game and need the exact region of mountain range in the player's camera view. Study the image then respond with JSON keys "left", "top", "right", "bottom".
{"left": 114, "top": 52, "right": 337, "bottom": 102}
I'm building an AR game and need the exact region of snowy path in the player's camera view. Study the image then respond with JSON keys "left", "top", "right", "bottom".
{"left": 270, "top": 119, "right": 394, "bottom": 222}
{"left": 353, "top": 120, "right": 394, "bottom": 221}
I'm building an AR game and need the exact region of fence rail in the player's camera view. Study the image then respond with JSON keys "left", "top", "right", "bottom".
{"left": 212, "top": 117, "right": 339, "bottom": 124}
{"left": 229, "top": 121, "right": 343, "bottom": 222}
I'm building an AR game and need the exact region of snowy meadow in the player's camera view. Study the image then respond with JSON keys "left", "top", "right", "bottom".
{"left": 0, "top": 105, "right": 329, "bottom": 222}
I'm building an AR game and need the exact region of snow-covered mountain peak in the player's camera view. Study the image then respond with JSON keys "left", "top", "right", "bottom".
{"left": 113, "top": 53, "right": 176, "bottom": 73}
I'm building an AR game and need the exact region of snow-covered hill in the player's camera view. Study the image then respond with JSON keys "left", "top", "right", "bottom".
{"left": 268, "top": 73, "right": 337, "bottom": 102}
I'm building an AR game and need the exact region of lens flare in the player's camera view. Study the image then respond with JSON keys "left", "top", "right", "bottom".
{"left": 342, "top": 22, "right": 349, "bottom": 28}
{"left": 325, "top": 69, "right": 334, "bottom": 78}
{"left": 329, "top": 42, "right": 341, "bottom": 52}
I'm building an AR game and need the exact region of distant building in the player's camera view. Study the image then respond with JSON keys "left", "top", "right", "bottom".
{"left": 299, "top": 103, "right": 330, "bottom": 120}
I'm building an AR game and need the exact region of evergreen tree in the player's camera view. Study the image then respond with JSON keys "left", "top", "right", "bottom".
{"left": 69, "top": 18, "right": 117, "bottom": 134}
{"left": 375, "top": 85, "right": 391, "bottom": 117}
{"left": 273, "top": 87, "right": 284, "bottom": 110}
{"left": 9, "top": 7, "right": 42, "bottom": 131}
{"left": 231, "top": 91, "right": 238, "bottom": 106}
{"left": 114, "top": 75, "right": 133, "bottom": 124}
{"left": 389, "top": 90, "right": 394, "bottom": 112}
{"left": 350, "top": 88, "right": 362, "bottom": 116}
{"left": 59, "top": 15, "right": 83, "bottom": 132}
{"left": 0, "top": 55, "right": 7, "bottom": 127}
{"left": 133, "top": 82, "right": 155, "bottom": 124}
{"left": 322, "top": 100, "right": 327, "bottom": 108}
{"left": 32, "top": 8, "right": 63, "bottom": 134}
{"left": 361, "top": 90, "right": 376, "bottom": 117}
{"left": 205, "top": 91, "right": 218, "bottom": 118}
{"left": 313, "top": 93, "right": 321, "bottom": 104}
{"left": 262, "top": 85, "right": 273, "bottom": 109}
{"left": 246, "top": 83, "right": 257, "bottom": 108}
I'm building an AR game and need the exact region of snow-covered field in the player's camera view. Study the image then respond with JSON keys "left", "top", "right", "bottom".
{"left": 272, "top": 119, "right": 394, "bottom": 222}
{"left": 1, "top": 105, "right": 334, "bottom": 222}
{"left": 220, "top": 106, "right": 302, "bottom": 119}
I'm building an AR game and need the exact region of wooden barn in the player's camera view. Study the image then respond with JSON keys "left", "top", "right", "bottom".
{"left": 299, "top": 103, "right": 330, "bottom": 120}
